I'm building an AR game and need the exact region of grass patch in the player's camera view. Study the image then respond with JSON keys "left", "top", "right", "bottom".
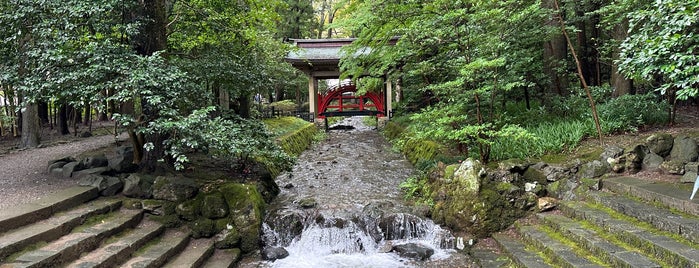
{"left": 263, "top": 117, "right": 313, "bottom": 138}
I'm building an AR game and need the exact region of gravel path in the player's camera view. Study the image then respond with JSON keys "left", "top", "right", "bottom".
{"left": 0, "top": 134, "right": 126, "bottom": 210}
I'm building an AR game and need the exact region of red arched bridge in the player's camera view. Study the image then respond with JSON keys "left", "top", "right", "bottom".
{"left": 317, "top": 82, "right": 386, "bottom": 118}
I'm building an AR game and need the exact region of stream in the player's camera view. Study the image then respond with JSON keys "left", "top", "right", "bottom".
{"left": 239, "top": 117, "right": 474, "bottom": 267}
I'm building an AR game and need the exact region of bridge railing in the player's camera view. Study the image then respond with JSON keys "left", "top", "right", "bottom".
{"left": 258, "top": 106, "right": 314, "bottom": 122}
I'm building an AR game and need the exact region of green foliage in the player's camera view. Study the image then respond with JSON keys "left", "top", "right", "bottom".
{"left": 597, "top": 93, "right": 670, "bottom": 133}
{"left": 399, "top": 174, "right": 433, "bottom": 206}
{"left": 618, "top": 0, "right": 699, "bottom": 99}
{"left": 268, "top": 100, "right": 298, "bottom": 112}
{"left": 149, "top": 107, "right": 293, "bottom": 173}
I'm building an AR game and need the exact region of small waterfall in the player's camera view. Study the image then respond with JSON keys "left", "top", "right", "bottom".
{"left": 261, "top": 210, "right": 456, "bottom": 267}
{"left": 240, "top": 117, "right": 471, "bottom": 267}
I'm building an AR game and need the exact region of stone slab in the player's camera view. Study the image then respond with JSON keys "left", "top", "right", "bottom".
{"left": 0, "top": 186, "right": 98, "bottom": 231}
{"left": 492, "top": 233, "right": 552, "bottom": 268}
{"left": 602, "top": 177, "right": 699, "bottom": 215}
{"left": 162, "top": 238, "right": 215, "bottom": 268}
{"left": 65, "top": 219, "right": 164, "bottom": 268}
{"left": 0, "top": 198, "right": 121, "bottom": 261}
{"left": 201, "top": 249, "right": 241, "bottom": 268}
{"left": 120, "top": 228, "right": 190, "bottom": 268}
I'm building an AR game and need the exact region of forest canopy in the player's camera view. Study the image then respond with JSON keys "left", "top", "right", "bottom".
{"left": 0, "top": 0, "right": 696, "bottom": 170}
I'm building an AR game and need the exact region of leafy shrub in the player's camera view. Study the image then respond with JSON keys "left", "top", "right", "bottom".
{"left": 597, "top": 93, "right": 669, "bottom": 133}
{"left": 149, "top": 106, "right": 293, "bottom": 172}
{"left": 269, "top": 100, "right": 298, "bottom": 112}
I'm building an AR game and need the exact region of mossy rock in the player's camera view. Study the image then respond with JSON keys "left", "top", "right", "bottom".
{"left": 214, "top": 226, "right": 241, "bottom": 249}
{"left": 202, "top": 192, "right": 229, "bottom": 219}
{"left": 190, "top": 218, "right": 218, "bottom": 238}
{"left": 176, "top": 197, "right": 202, "bottom": 221}
{"left": 219, "top": 183, "right": 265, "bottom": 254}
{"left": 142, "top": 199, "right": 176, "bottom": 216}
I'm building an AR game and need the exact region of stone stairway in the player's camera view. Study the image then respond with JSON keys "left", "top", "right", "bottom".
{"left": 476, "top": 176, "right": 699, "bottom": 268}
{"left": 0, "top": 186, "right": 240, "bottom": 268}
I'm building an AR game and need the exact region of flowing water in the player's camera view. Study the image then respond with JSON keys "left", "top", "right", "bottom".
{"left": 239, "top": 117, "right": 474, "bottom": 267}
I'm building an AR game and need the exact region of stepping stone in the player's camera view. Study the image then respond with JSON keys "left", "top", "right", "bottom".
{"left": 538, "top": 213, "right": 661, "bottom": 268}
{"left": 518, "top": 225, "right": 604, "bottom": 268}
{"left": 162, "top": 238, "right": 215, "bottom": 268}
{"left": 2, "top": 209, "right": 142, "bottom": 267}
{"left": 491, "top": 233, "right": 552, "bottom": 268}
{"left": 120, "top": 228, "right": 190, "bottom": 268}
{"left": 587, "top": 191, "right": 699, "bottom": 244}
{"left": 561, "top": 201, "right": 699, "bottom": 267}
{"left": 201, "top": 249, "right": 241, "bottom": 268}
{"left": 65, "top": 219, "right": 164, "bottom": 268}
{"left": 0, "top": 198, "right": 121, "bottom": 262}
{"left": 0, "top": 186, "right": 99, "bottom": 231}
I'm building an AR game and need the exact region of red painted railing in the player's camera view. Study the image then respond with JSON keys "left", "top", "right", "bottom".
{"left": 317, "top": 82, "right": 385, "bottom": 118}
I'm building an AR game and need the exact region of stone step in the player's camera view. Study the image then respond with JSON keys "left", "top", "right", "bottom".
{"left": 537, "top": 213, "right": 662, "bottom": 268}
{"left": 469, "top": 247, "right": 513, "bottom": 268}
{"left": 490, "top": 233, "right": 551, "bottom": 268}
{"left": 0, "top": 198, "right": 122, "bottom": 262}
{"left": 602, "top": 177, "right": 699, "bottom": 215}
{"left": 120, "top": 227, "right": 190, "bottom": 268}
{"left": 0, "top": 209, "right": 142, "bottom": 268}
{"left": 0, "top": 186, "right": 99, "bottom": 231}
{"left": 560, "top": 201, "right": 699, "bottom": 267}
{"left": 200, "top": 249, "right": 241, "bottom": 268}
{"left": 517, "top": 224, "right": 605, "bottom": 268}
{"left": 587, "top": 190, "right": 699, "bottom": 244}
{"left": 64, "top": 219, "right": 165, "bottom": 268}
{"left": 162, "top": 238, "right": 215, "bottom": 268}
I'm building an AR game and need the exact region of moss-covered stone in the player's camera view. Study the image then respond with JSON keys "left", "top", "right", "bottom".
{"left": 214, "top": 226, "right": 241, "bottom": 249}
{"left": 176, "top": 197, "right": 202, "bottom": 221}
{"left": 141, "top": 199, "right": 176, "bottom": 216}
{"left": 220, "top": 183, "right": 265, "bottom": 254}
{"left": 190, "top": 218, "right": 218, "bottom": 238}
{"left": 202, "top": 192, "right": 229, "bottom": 219}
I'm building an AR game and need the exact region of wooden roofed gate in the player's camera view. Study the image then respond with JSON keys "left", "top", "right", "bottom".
{"left": 285, "top": 38, "right": 400, "bottom": 128}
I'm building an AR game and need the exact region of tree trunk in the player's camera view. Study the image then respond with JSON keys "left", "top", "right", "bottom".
{"left": 542, "top": 0, "right": 569, "bottom": 95}
{"left": 58, "top": 104, "right": 70, "bottom": 135}
{"left": 134, "top": 0, "right": 168, "bottom": 172}
{"left": 237, "top": 93, "right": 252, "bottom": 119}
{"left": 20, "top": 102, "right": 41, "bottom": 148}
{"left": 611, "top": 20, "right": 632, "bottom": 97}
{"left": 38, "top": 101, "right": 49, "bottom": 124}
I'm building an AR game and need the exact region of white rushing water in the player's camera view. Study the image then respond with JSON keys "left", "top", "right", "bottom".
{"left": 239, "top": 117, "right": 472, "bottom": 267}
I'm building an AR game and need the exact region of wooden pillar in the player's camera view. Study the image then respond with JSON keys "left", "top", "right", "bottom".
{"left": 219, "top": 88, "right": 230, "bottom": 110}
{"left": 385, "top": 77, "right": 393, "bottom": 118}
{"left": 308, "top": 76, "right": 318, "bottom": 116}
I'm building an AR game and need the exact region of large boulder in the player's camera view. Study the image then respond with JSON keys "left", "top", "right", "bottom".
{"left": 215, "top": 225, "right": 241, "bottom": 249}
{"left": 77, "top": 174, "right": 123, "bottom": 196}
{"left": 201, "top": 192, "right": 229, "bottom": 219}
{"left": 152, "top": 175, "right": 198, "bottom": 202}
{"left": 670, "top": 135, "right": 698, "bottom": 163}
{"left": 625, "top": 145, "right": 649, "bottom": 173}
{"left": 107, "top": 145, "right": 137, "bottom": 173}
{"left": 220, "top": 183, "right": 265, "bottom": 253}
{"left": 577, "top": 160, "right": 610, "bottom": 179}
{"left": 62, "top": 161, "right": 85, "bottom": 178}
{"left": 82, "top": 155, "right": 109, "bottom": 169}
{"left": 642, "top": 153, "right": 664, "bottom": 171}
{"left": 646, "top": 133, "right": 674, "bottom": 157}
{"left": 122, "top": 174, "right": 155, "bottom": 199}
